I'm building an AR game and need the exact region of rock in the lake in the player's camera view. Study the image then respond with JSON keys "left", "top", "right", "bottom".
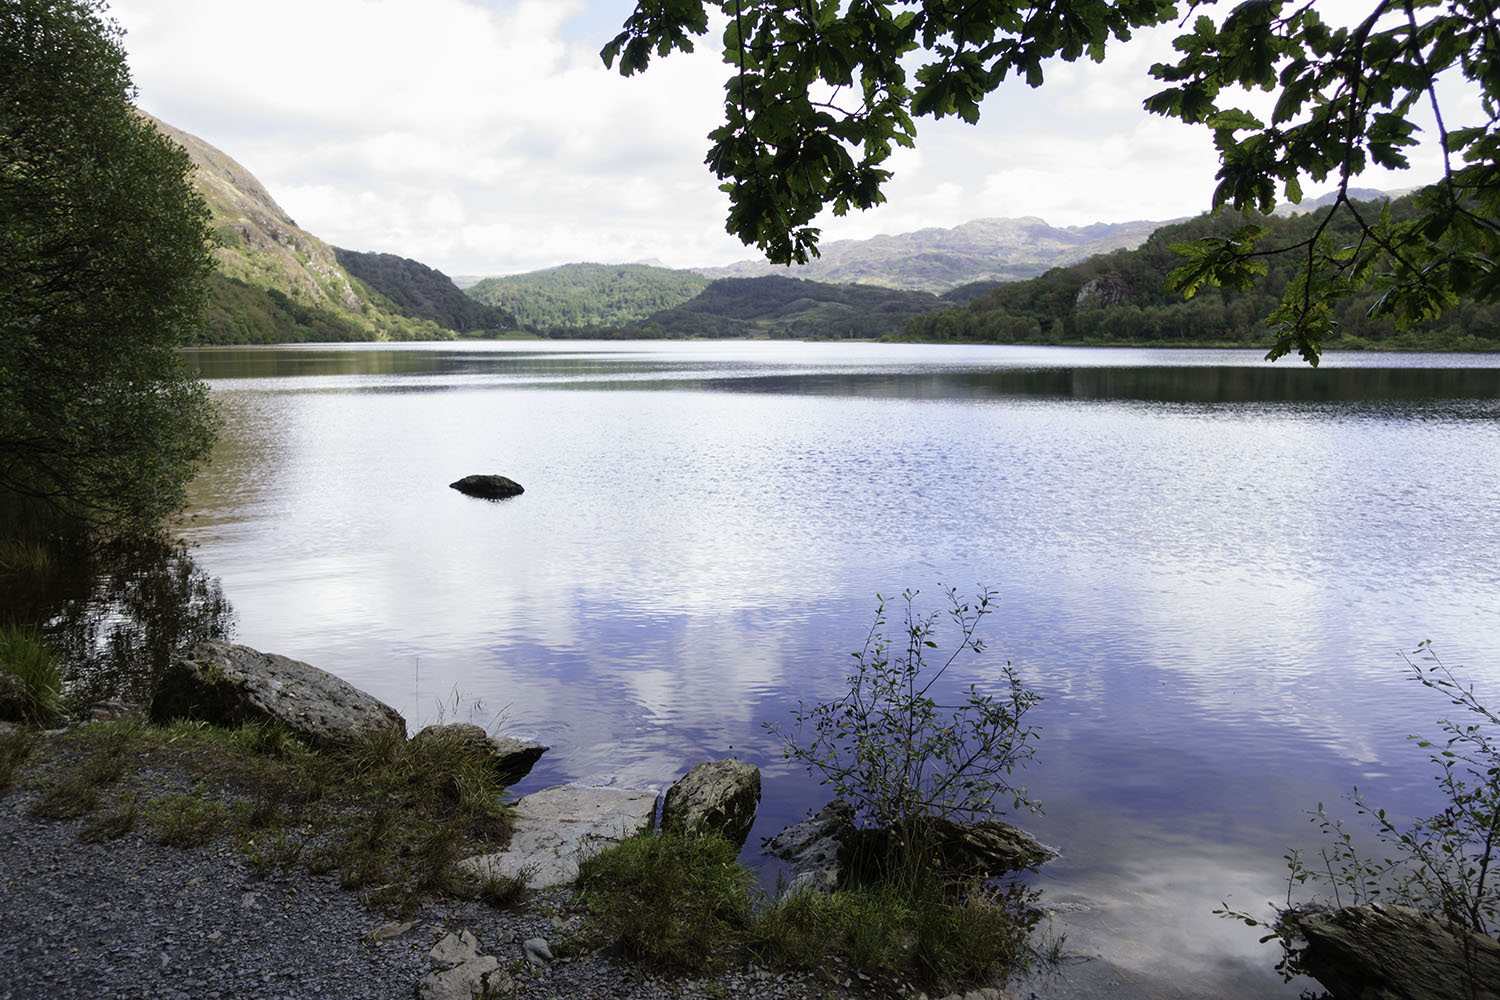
{"left": 458, "top": 785, "right": 659, "bottom": 889}
{"left": 767, "top": 800, "right": 1055, "bottom": 891}
{"left": 450, "top": 474, "right": 524, "bottom": 500}
{"left": 1292, "top": 902, "right": 1500, "bottom": 1000}
{"left": 765, "top": 800, "right": 854, "bottom": 893}
{"left": 411, "top": 723, "right": 549, "bottom": 786}
{"left": 150, "top": 640, "right": 406, "bottom": 748}
{"left": 842, "top": 815, "right": 1058, "bottom": 883}
{"left": 661, "top": 758, "right": 761, "bottom": 847}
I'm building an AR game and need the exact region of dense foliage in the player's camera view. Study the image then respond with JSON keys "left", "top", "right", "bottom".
{"left": 465, "top": 263, "right": 710, "bottom": 330}
{"left": 902, "top": 194, "right": 1500, "bottom": 351}
{"left": 0, "top": 0, "right": 219, "bottom": 540}
{"left": 606, "top": 1, "right": 1497, "bottom": 362}
{"left": 633, "top": 274, "right": 946, "bottom": 338}
{"left": 332, "top": 248, "right": 516, "bottom": 334}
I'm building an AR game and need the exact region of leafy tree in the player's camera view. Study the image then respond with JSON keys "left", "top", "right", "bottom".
{"left": 604, "top": 1, "right": 1497, "bottom": 362}
{"left": 0, "top": 0, "right": 219, "bottom": 540}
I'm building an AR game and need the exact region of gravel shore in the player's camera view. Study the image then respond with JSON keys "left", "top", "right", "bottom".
{"left": 0, "top": 731, "right": 913, "bottom": 1000}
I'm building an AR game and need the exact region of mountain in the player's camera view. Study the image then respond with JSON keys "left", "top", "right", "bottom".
{"left": 332, "top": 249, "right": 514, "bottom": 333}
{"left": 624, "top": 276, "right": 948, "bottom": 339}
{"left": 900, "top": 192, "right": 1500, "bottom": 351}
{"left": 694, "top": 216, "right": 1172, "bottom": 293}
{"left": 148, "top": 115, "right": 467, "bottom": 343}
{"left": 466, "top": 263, "right": 710, "bottom": 330}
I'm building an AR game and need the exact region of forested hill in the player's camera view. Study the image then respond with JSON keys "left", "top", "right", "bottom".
{"left": 901, "top": 194, "right": 1500, "bottom": 351}
{"left": 696, "top": 216, "right": 1171, "bottom": 293}
{"left": 333, "top": 249, "right": 514, "bottom": 333}
{"left": 619, "top": 276, "right": 952, "bottom": 339}
{"left": 149, "top": 115, "right": 462, "bottom": 344}
{"left": 465, "top": 263, "right": 710, "bottom": 330}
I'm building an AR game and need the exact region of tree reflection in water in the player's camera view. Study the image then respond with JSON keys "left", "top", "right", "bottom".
{"left": 1, "top": 539, "right": 235, "bottom": 712}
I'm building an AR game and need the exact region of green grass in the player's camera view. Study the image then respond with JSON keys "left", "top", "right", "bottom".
{"left": 0, "top": 728, "right": 36, "bottom": 790}
{"left": 575, "top": 830, "right": 1047, "bottom": 992}
{"left": 0, "top": 624, "right": 63, "bottom": 725}
{"left": 11, "top": 718, "right": 515, "bottom": 916}
{"left": 576, "top": 831, "right": 755, "bottom": 971}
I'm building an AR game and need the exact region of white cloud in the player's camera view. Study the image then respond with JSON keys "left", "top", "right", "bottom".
{"left": 108, "top": 0, "right": 1475, "bottom": 275}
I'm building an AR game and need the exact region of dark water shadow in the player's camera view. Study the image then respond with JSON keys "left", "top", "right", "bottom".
{"left": 1, "top": 540, "right": 235, "bottom": 711}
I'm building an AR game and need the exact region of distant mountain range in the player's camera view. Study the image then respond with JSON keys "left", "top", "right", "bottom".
{"left": 155, "top": 112, "right": 1447, "bottom": 348}
{"left": 694, "top": 216, "right": 1173, "bottom": 292}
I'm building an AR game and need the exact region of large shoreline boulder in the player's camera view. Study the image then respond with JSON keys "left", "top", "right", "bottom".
{"left": 1292, "top": 902, "right": 1500, "bottom": 1000}
{"left": 151, "top": 640, "right": 406, "bottom": 748}
{"left": 661, "top": 758, "right": 761, "bottom": 847}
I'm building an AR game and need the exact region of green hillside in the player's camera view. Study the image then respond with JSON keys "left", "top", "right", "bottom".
{"left": 901, "top": 195, "right": 1500, "bottom": 351}
{"left": 333, "top": 249, "right": 515, "bottom": 333}
{"left": 466, "top": 263, "right": 710, "bottom": 330}
{"left": 626, "top": 275, "right": 947, "bottom": 339}
{"left": 147, "top": 115, "right": 456, "bottom": 344}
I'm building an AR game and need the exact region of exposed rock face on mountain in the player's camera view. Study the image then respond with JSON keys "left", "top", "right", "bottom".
{"left": 695, "top": 216, "right": 1173, "bottom": 293}
{"left": 145, "top": 114, "right": 450, "bottom": 343}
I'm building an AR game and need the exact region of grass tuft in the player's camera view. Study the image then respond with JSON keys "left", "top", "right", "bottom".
{"left": 0, "top": 728, "right": 36, "bottom": 790}
{"left": 146, "top": 793, "right": 227, "bottom": 847}
{"left": 0, "top": 624, "right": 64, "bottom": 725}
{"left": 577, "top": 831, "right": 756, "bottom": 972}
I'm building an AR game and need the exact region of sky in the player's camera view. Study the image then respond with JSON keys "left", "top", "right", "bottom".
{"left": 108, "top": 0, "right": 1477, "bottom": 278}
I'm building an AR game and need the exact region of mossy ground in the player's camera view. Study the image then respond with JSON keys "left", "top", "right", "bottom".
{"left": 0, "top": 718, "right": 513, "bottom": 917}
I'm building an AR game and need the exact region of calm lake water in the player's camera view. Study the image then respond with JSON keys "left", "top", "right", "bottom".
{"left": 161, "top": 342, "right": 1500, "bottom": 995}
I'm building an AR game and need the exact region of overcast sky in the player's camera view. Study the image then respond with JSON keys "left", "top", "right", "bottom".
{"left": 108, "top": 0, "right": 1474, "bottom": 278}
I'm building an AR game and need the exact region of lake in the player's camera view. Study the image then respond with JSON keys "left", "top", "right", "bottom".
{"left": 163, "top": 342, "right": 1500, "bottom": 994}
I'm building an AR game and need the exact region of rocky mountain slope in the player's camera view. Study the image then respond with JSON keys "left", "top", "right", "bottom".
{"left": 695, "top": 216, "right": 1173, "bottom": 293}
{"left": 147, "top": 115, "right": 460, "bottom": 343}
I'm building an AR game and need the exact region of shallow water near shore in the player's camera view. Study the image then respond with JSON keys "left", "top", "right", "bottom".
{"left": 40, "top": 342, "right": 1500, "bottom": 996}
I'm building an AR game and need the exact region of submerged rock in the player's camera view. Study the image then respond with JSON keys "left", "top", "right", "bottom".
{"left": 766, "top": 799, "right": 1056, "bottom": 892}
{"left": 1292, "top": 902, "right": 1500, "bottom": 1000}
{"left": 450, "top": 474, "right": 524, "bottom": 500}
{"left": 661, "top": 758, "right": 761, "bottom": 847}
{"left": 410, "top": 723, "right": 548, "bottom": 786}
{"left": 150, "top": 640, "right": 406, "bottom": 748}
{"left": 458, "top": 785, "right": 659, "bottom": 890}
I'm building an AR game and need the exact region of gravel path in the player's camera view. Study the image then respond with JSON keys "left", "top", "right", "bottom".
{"left": 0, "top": 747, "right": 883, "bottom": 1000}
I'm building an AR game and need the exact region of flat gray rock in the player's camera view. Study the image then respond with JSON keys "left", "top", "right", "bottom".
{"left": 150, "top": 640, "right": 406, "bottom": 748}
{"left": 458, "top": 786, "right": 658, "bottom": 890}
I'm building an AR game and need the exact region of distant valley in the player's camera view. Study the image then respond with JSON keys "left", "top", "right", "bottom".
{"left": 159, "top": 116, "right": 1489, "bottom": 352}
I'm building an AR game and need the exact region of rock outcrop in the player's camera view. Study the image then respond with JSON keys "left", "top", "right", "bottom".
{"left": 150, "top": 640, "right": 406, "bottom": 748}
{"left": 1292, "top": 903, "right": 1500, "bottom": 1000}
{"left": 450, "top": 475, "right": 524, "bottom": 500}
{"left": 766, "top": 800, "right": 1056, "bottom": 892}
{"left": 661, "top": 758, "right": 761, "bottom": 846}
{"left": 410, "top": 723, "right": 548, "bottom": 786}
{"left": 459, "top": 785, "right": 659, "bottom": 890}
